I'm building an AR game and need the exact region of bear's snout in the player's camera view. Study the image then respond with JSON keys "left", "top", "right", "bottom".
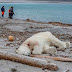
{"left": 16, "top": 44, "right": 31, "bottom": 56}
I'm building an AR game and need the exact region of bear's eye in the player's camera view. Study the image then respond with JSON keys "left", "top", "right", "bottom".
{"left": 28, "top": 44, "right": 30, "bottom": 46}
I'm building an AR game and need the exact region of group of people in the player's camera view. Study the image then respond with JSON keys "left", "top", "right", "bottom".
{"left": 1, "top": 6, "right": 14, "bottom": 19}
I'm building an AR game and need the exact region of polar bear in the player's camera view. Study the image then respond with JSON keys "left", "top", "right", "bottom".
{"left": 16, "top": 31, "right": 70, "bottom": 56}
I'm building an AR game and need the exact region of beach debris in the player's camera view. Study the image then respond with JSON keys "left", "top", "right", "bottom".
{"left": 0, "top": 50, "right": 58, "bottom": 71}
{"left": 63, "top": 70, "right": 69, "bottom": 72}
{"left": 26, "top": 19, "right": 31, "bottom": 22}
{"left": 11, "top": 68, "right": 17, "bottom": 72}
{"left": 44, "top": 69, "right": 51, "bottom": 72}
{"left": 48, "top": 22, "right": 72, "bottom": 26}
{"left": 26, "top": 19, "right": 34, "bottom": 22}
{"left": 31, "top": 55, "right": 72, "bottom": 62}
{"left": 30, "top": 26, "right": 33, "bottom": 28}
{"left": 8, "top": 36, "right": 14, "bottom": 41}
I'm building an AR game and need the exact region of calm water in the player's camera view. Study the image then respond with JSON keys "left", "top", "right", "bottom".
{"left": 0, "top": 3, "right": 72, "bottom": 24}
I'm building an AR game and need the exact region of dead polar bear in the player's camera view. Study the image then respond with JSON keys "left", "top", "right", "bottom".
{"left": 16, "top": 31, "right": 70, "bottom": 56}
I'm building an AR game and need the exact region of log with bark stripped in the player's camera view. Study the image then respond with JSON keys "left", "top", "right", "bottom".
{"left": 0, "top": 50, "right": 58, "bottom": 71}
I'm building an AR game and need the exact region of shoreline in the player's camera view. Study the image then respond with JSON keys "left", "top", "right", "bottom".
{"left": 24, "top": 18, "right": 72, "bottom": 26}
{"left": 1, "top": 18, "right": 72, "bottom": 26}
{"left": 0, "top": 1, "right": 72, "bottom": 3}
{"left": 0, "top": 18, "right": 72, "bottom": 27}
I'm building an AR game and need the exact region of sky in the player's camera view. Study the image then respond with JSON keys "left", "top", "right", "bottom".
{"left": 0, "top": 0, "right": 72, "bottom": 2}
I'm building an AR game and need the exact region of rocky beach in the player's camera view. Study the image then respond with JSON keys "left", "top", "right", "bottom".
{"left": 0, "top": 18, "right": 72, "bottom": 72}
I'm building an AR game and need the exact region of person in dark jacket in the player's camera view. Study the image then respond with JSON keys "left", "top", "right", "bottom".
{"left": 8, "top": 7, "right": 11, "bottom": 18}
{"left": 9, "top": 7, "right": 14, "bottom": 19}
{"left": 1, "top": 6, "right": 5, "bottom": 17}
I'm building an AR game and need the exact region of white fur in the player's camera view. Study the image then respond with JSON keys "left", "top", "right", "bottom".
{"left": 16, "top": 31, "right": 70, "bottom": 55}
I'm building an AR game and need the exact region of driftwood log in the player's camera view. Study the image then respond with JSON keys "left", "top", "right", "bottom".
{"left": 0, "top": 50, "right": 58, "bottom": 71}
{"left": 31, "top": 55, "right": 72, "bottom": 62}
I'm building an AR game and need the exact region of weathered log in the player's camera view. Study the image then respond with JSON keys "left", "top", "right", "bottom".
{"left": 0, "top": 50, "right": 58, "bottom": 71}
{"left": 31, "top": 55, "right": 72, "bottom": 62}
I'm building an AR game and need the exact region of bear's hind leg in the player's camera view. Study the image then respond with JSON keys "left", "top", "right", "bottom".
{"left": 49, "top": 35, "right": 67, "bottom": 50}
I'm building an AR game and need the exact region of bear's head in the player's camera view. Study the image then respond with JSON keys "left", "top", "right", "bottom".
{"left": 16, "top": 43, "right": 31, "bottom": 56}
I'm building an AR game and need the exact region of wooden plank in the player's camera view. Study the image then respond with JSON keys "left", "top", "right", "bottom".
{"left": 31, "top": 55, "right": 72, "bottom": 62}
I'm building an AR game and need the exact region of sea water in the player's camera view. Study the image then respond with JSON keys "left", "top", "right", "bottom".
{"left": 0, "top": 3, "right": 72, "bottom": 24}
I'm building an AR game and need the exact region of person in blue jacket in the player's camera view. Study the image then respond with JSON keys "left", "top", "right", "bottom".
{"left": 1, "top": 6, "right": 5, "bottom": 17}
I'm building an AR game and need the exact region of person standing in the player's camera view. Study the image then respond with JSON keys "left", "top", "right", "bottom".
{"left": 8, "top": 7, "right": 11, "bottom": 18}
{"left": 9, "top": 7, "right": 14, "bottom": 19}
{"left": 1, "top": 6, "right": 5, "bottom": 17}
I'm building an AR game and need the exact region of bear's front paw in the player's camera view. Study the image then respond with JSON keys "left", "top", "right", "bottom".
{"left": 44, "top": 46, "right": 57, "bottom": 55}
{"left": 32, "top": 50, "right": 42, "bottom": 55}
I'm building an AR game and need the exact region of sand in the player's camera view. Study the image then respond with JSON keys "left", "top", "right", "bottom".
{"left": 0, "top": 18, "right": 72, "bottom": 72}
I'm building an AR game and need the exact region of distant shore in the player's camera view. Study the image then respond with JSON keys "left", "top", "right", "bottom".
{"left": 0, "top": 1, "right": 72, "bottom": 3}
